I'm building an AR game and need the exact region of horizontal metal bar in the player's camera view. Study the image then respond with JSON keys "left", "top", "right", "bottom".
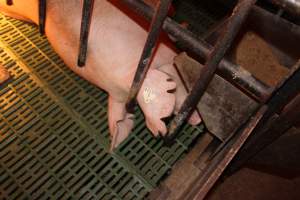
{"left": 121, "top": 0, "right": 271, "bottom": 103}
{"left": 126, "top": 0, "right": 173, "bottom": 113}
{"left": 78, "top": 0, "right": 95, "bottom": 67}
{"left": 166, "top": 0, "right": 257, "bottom": 140}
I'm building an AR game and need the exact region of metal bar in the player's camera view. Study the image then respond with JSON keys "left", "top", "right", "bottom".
{"left": 166, "top": 0, "right": 257, "bottom": 140}
{"left": 77, "top": 0, "right": 95, "bottom": 67}
{"left": 268, "top": 0, "right": 300, "bottom": 16}
{"left": 227, "top": 59, "right": 300, "bottom": 174}
{"left": 248, "top": 6, "right": 300, "bottom": 68}
{"left": 6, "top": 0, "right": 13, "bottom": 6}
{"left": 265, "top": 59, "right": 300, "bottom": 112}
{"left": 38, "top": 0, "right": 47, "bottom": 34}
{"left": 257, "top": 94, "right": 300, "bottom": 145}
{"left": 181, "top": 105, "right": 267, "bottom": 200}
{"left": 120, "top": 0, "right": 271, "bottom": 103}
{"left": 126, "top": 0, "right": 173, "bottom": 113}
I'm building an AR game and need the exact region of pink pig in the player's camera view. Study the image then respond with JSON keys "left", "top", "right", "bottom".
{"left": 0, "top": 0, "right": 200, "bottom": 149}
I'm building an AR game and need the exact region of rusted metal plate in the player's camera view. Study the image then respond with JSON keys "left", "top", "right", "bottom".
{"left": 174, "top": 53, "right": 258, "bottom": 141}
{"left": 0, "top": 64, "right": 9, "bottom": 84}
{"left": 183, "top": 106, "right": 267, "bottom": 200}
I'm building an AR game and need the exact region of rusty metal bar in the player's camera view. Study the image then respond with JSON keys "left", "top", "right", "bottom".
{"left": 6, "top": 0, "right": 13, "bottom": 6}
{"left": 227, "top": 59, "right": 300, "bottom": 174}
{"left": 121, "top": 0, "right": 271, "bottom": 103}
{"left": 166, "top": 0, "right": 257, "bottom": 140}
{"left": 182, "top": 105, "right": 267, "bottom": 200}
{"left": 38, "top": 0, "right": 46, "bottom": 34}
{"left": 125, "top": 0, "right": 173, "bottom": 113}
{"left": 77, "top": 0, "right": 95, "bottom": 67}
{"left": 268, "top": 0, "right": 300, "bottom": 16}
{"left": 253, "top": 94, "right": 300, "bottom": 149}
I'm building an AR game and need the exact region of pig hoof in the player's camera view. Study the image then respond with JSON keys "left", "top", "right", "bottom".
{"left": 108, "top": 96, "right": 134, "bottom": 151}
{"left": 137, "top": 69, "right": 176, "bottom": 137}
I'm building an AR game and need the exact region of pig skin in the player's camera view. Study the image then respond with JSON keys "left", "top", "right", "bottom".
{"left": 0, "top": 0, "right": 201, "bottom": 150}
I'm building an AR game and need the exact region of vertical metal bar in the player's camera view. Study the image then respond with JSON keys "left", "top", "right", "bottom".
{"left": 166, "top": 0, "right": 257, "bottom": 140}
{"left": 77, "top": 0, "right": 95, "bottom": 67}
{"left": 125, "top": 0, "right": 173, "bottom": 113}
{"left": 38, "top": 0, "right": 47, "bottom": 34}
{"left": 6, "top": 0, "right": 13, "bottom": 6}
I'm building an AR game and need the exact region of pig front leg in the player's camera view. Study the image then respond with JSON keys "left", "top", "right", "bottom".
{"left": 108, "top": 96, "right": 135, "bottom": 151}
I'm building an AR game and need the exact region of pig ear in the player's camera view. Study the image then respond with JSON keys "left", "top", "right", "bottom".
{"left": 108, "top": 96, "right": 135, "bottom": 151}
{"left": 158, "top": 64, "right": 202, "bottom": 126}
{"left": 137, "top": 69, "right": 176, "bottom": 137}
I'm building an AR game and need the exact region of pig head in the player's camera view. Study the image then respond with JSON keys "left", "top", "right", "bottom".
{"left": 0, "top": 0, "right": 201, "bottom": 150}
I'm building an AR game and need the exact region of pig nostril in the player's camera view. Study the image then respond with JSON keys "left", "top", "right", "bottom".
{"left": 161, "top": 115, "right": 174, "bottom": 124}
{"left": 166, "top": 78, "right": 173, "bottom": 82}
{"left": 167, "top": 88, "right": 176, "bottom": 93}
{"left": 6, "top": 0, "right": 13, "bottom": 6}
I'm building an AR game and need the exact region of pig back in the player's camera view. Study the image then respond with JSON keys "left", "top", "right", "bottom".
{"left": 45, "top": 0, "right": 176, "bottom": 101}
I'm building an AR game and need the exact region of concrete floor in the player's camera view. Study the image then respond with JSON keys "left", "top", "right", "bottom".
{"left": 207, "top": 168, "right": 300, "bottom": 200}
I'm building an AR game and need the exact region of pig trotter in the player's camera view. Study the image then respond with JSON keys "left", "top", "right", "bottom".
{"left": 38, "top": 0, "right": 46, "bottom": 34}
{"left": 108, "top": 96, "right": 135, "bottom": 151}
{"left": 78, "top": 0, "right": 95, "bottom": 67}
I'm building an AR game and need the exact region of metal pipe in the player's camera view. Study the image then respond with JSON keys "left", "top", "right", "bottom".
{"left": 268, "top": 0, "right": 300, "bottom": 16}
{"left": 126, "top": 0, "right": 173, "bottom": 113}
{"left": 166, "top": 0, "right": 257, "bottom": 140}
{"left": 120, "top": 0, "right": 271, "bottom": 103}
{"left": 77, "top": 0, "right": 95, "bottom": 67}
{"left": 6, "top": 0, "right": 13, "bottom": 6}
{"left": 38, "top": 0, "right": 47, "bottom": 34}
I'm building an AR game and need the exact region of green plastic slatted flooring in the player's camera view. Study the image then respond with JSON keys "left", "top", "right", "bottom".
{"left": 0, "top": 14, "right": 203, "bottom": 200}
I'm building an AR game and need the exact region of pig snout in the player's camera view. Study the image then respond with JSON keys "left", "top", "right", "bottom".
{"left": 137, "top": 69, "right": 176, "bottom": 136}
